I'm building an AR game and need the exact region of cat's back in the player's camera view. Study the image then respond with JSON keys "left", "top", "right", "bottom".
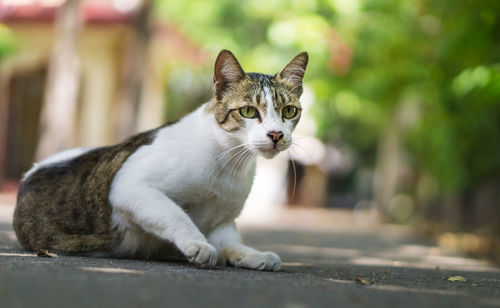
{"left": 13, "top": 129, "right": 158, "bottom": 253}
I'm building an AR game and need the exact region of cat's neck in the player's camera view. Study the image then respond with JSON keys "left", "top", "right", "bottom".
{"left": 159, "top": 103, "right": 257, "bottom": 175}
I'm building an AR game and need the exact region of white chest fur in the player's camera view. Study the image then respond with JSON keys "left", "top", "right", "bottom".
{"left": 109, "top": 104, "right": 257, "bottom": 251}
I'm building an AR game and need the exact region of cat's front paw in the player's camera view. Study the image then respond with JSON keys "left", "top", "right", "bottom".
{"left": 226, "top": 250, "right": 281, "bottom": 271}
{"left": 179, "top": 241, "right": 218, "bottom": 268}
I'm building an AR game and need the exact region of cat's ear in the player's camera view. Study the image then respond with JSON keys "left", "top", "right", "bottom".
{"left": 277, "top": 52, "right": 308, "bottom": 96}
{"left": 213, "top": 50, "right": 246, "bottom": 97}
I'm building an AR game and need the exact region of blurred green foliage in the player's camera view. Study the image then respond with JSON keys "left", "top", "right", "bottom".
{"left": 0, "top": 23, "right": 16, "bottom": 60}
{"left": 155, "top": 0, "right": 500, "bottom": 194}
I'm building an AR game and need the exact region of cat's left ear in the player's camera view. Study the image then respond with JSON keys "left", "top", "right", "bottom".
{"left": 276, "top": 52, "right": 308, "bottom": 96}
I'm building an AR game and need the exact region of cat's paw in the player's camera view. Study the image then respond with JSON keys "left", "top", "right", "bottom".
{"left": 226, "top": 250, "right": 281, "bottom": 271}
{"left": 179, "top": 241, "right": 218, "bottom": 268}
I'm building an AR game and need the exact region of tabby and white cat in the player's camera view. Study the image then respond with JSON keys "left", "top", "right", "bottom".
{"left": 13, "top": 50, "right": 308, "bottom": 271}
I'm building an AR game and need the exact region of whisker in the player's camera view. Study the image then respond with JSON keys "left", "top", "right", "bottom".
{"left": 226, "top": 144, "right": 252, "bottom": 180}
{"left": 232, "top": 150, "right": 249, "bottom": 178}
{"left": 227, "top": 148, "right": 246, "bottom": 179}
{"left": 288, "top": 150, "right": 297, "bottom": 204}
{"left": 206, "top": 143, "right": 247, "bottom": 180}
{"left": 219, "top": 146, "right": 248, "bottom": 175}
{"left": 291, "top": 140, "right": 314, "bottom": 162}
{"left": 289, "top": 144, "right": 314, "bottom": 196}
{"left": 216, "top": 143, "right": 248, "bottom": 161}
{"left": 206, "top": 144, "right": 251, "bottom": 195}
{"left": 230, "top": 145, "right": 255, "bottom": 179}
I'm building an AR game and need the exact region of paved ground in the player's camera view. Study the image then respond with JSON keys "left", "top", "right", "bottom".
{"left": 0, "top": 193, "right": 499, "bottom": 308}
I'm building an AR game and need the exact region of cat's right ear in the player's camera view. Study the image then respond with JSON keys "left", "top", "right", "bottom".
{"left": 213, "top": 50, "right": 246, "bottom": 97}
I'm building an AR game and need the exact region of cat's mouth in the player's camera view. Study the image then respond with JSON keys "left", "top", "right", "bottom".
{"left": 259, "top": 149, "right": 279, "bottom": 159}
{"left": 256, "top": 144, "right": 285, "bottom": 159}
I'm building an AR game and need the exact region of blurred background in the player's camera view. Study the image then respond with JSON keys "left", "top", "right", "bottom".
{"left": 0, "top": 0, "right": 499, "bottom": 263}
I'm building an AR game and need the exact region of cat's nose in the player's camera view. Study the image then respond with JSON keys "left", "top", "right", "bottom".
{"left": 267, "top": 131, "right": 283, "bottom": 144}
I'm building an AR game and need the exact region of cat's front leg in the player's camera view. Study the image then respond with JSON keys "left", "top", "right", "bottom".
{"left": 208, "top": 221, "right": 281, "bottom": 271}
{"left": 110, "top": 185, "right": 218, "bottom": 268}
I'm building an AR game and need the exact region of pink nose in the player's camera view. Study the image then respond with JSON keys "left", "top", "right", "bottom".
{"left": 267, "top": 131, "right": 283, "bottom": 144}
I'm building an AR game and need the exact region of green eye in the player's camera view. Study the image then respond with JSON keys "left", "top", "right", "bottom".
{"left": 282, "top": 106, "right": 298, "bottom": 119}
{"left": 239, "top": 106, "right": 258, "bottom": 118}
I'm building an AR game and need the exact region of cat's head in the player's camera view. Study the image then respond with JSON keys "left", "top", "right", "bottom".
{"left": 209, "top": 50, "right": 308, "bottom": 159}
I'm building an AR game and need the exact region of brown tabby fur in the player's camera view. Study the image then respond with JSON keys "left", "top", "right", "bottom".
{"left": 13, "top": 128, "right": 159, "bottom": 254}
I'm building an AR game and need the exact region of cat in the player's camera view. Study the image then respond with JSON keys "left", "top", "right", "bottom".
{"left": 13, "top": 49, "right": 308, "bottom": 271}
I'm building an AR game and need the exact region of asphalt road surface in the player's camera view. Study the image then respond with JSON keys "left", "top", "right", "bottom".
{"left": 0, "top": 195, "right": 499, "bottom": 308}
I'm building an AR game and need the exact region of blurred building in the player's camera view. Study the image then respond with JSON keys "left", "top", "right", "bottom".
{"left": 0, "top": 0, "right": 202, "bottom": 188}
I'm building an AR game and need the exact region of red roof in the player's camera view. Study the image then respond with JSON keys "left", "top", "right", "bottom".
{"left": 0, "top": 0, "right": 136, "bottom": 24}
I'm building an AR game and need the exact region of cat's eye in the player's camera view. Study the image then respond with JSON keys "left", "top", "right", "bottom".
{"left": 239, "top": 106, "right": 259, "bottom": 119}
{"left": 282, "top": 106, "right": 298, "bottom": 119}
